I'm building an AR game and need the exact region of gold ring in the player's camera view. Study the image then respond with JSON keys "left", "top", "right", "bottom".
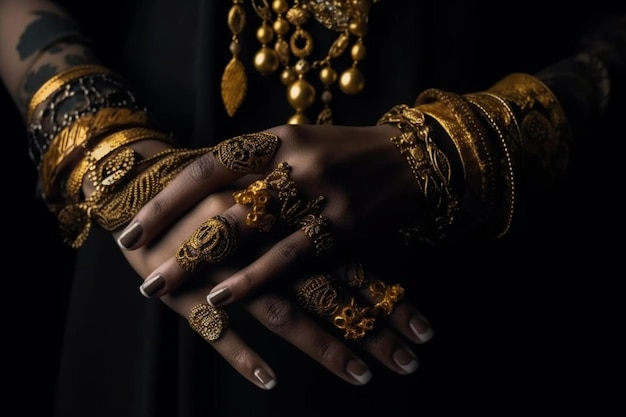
{"left": 175, "top": 215, "right": 237, "bottom": 272}
{"left": 297, "top": 274, "right": 375, "bottom": 341}
{"left": 343, "top": 262, "right": 405, "bottom": 316}
{"left": 368, "top": 280, "right": 405, "bottom": 317}
{"left": 213, "top": 132, "right": 280, "bottom": 173}
{"left": 232, "top": 179, "right": 276, "bottom": 232}
{"left": 188, "top": 303, "right": 229, "bottom": 341}
{"left": 264, "top": 162, "right": 326, "bottom": 227}
{"left": 300, "top": 213, "right": 334, "bottom": 256}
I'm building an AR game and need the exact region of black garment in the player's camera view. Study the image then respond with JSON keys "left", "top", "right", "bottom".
{"left": 13, "top": 1, "right": 621, "bottom": 416}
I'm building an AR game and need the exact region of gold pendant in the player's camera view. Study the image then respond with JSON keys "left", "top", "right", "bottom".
{"left": 221, "top": 57, "right": 248, "bottom": 117}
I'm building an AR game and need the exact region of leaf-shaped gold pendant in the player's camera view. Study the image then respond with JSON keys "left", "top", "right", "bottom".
{"left": 221, "top": 57, "right": 247, "bottom": 117}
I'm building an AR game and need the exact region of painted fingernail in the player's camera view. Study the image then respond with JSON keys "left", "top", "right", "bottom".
{"left": 140, "top": 275, "right": 165, "bottom": 298}
{"left": 207, "top": 287, "right": 231, "bottom": 306}
{"left": 346, "top": 359, "right": 372, "bottom": 385}
{"left": 118, "top": 221, "right": 143, "bottom": 248}
{"left": 254, "top": 368, "right": 277, "bottom": 390}
{"left": 410, "top": 315, "right": 434, "bottom": 343}
{"left": 393, "top": 347, "right": 418, "bottom": 374}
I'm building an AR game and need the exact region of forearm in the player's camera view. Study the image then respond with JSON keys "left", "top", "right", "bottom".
{"left": 0, "top": 0, "right": 97, "bottom": 116}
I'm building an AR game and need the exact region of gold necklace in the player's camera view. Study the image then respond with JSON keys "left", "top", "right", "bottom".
{"left": 221, "top": 0, "right": 379, "bottom": 124}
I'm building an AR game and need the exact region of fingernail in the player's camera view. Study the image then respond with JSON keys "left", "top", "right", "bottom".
{"left": 410, "top": 315, "right": 434, "bottom": 343}
{"left": 254, "top": 368, "right": 277, "bottom": 390}
{"left": 346, "top": 360, "right": 372, "bottom": 385}
{"left": 393, "top": 347, "right": 418, "bottom": 374}
{"left": 118, "top": 221, "right": 143, "bottom": 248}
{"left": 207, "top": 287, "right": 231, "bottom": 306}
{"left": 140, "top": 275, "right": 165, "bottom": 298}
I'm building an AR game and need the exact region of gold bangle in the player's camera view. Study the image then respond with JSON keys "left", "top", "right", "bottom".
{"left": 377, "top": 104, "right": 459, "bottom": 239}
{"left": 40, "top": 108, "right": 156, "bottom": 203}
{"left": 486, "top": 73, "right": 572, "bottom": 189}
{"left": 62, "top": 127, "right": 173, "bottom": 208}
{"left": 464, "top": 92, "right": 523, "bottom": 237}
{"left": 416, "top": 89, "right": 498, "bottom": 226}
{"left": 27, "top": 64, "right": 111, "bottom": 123}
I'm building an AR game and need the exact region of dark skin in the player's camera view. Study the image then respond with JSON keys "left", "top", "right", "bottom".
{"left": 1, "top": 0, "right": 436, "bottom": 390}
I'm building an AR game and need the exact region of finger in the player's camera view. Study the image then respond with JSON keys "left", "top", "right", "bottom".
{"left": 341, "top": 262, "right": 435, "bottom": 344}
{"left": 245, "top": 292, "right": 374, "bottom": 385}
{"left": 137, "top": 203, "right": 264, "bottom": 298}
{"left": 205, "top": 228, "right": 317, "bottom": 306}
{"left": 294, "top": 273, "right": 423, "bottom": 375}
{"left": 142, "top": 162, "right": 334, "bottom": 299}
{"left": 116, "top": 132, "right": 281, "bottom": 250}
{"left": 162, "top": 294, "right": 278, "bottom": 390}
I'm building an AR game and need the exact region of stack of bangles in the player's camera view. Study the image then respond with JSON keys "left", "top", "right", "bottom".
{"left": 27, "top": 64, "right": 214, "bottom": 248}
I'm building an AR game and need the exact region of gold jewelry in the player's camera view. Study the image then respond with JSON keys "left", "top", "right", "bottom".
{"left": 57, "top": 127, "right": 173, "bottom": 210}
{"left": 58, "top": 147, "right": 211, "bottom": 248}
{"left": 299, "top": 213, "right": 334, "bottom": 256}
{"left": 264, "top": 162, "right": 326, "bottom": 226}
{"left": 342, "top": 262, "right": 403, "bottom": 316}
{"left": 222, "top": 1, "right": 380, "bottom": 124}
{"left": 27, "top": 64, "right": 111, "bottom": 123}
{"left": 175, "top": 215, "right": 238, "bottom": 273}
{"left": 486, "top": 73, "right": 571, "bottom": 189}
{"left": 368, "top": 279, "right": 404, "bottom": 316}
{"left": 233, "top": 179, "right": 276, "bottom": 232}
{"left": 213, "top": 131, "right": 280, "bottom": 173}
{"left": 40, "top": 108, "right": 158, "bottom": 205}
{"left": 463, "top": 92, "right": 522, "bottom": 237}
{"left": 188, "top": 303, "right": 229, "bottom": 341}
{"left": 378, "top": 104, "right": 460, "bottom": 239}
{"left": 344, "top": 262, "right": 367, "bottom": 288}
{"left": 297, "top": 274, "right": 375, "bottom": 341}
{"left": 416, "top": 89, "right": 497, "bottom": 221}
{"left": 222, "top": 0, "right": 248, "bottom": 117}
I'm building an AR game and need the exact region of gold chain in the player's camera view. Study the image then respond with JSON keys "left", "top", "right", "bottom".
{"left": 222, "top": 0, "right": 379, "bottom": 124}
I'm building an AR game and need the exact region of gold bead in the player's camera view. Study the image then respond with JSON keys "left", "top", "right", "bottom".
{"left": 349, "top": 20, "right": 368, "bottom": 37}
{"left": 319, "top": 66, "right": 337, "bottom": 86}
{"left": 321, "top": 89, "right": 332, "bottom": 104}
{"left": 339, "top": 67, "right": 364, "bottom": 94}
{"left": 287, "top": 78, "right": 315, "bottom": 110}
{"left": 272, "top": 0, "right": 289, "bottom": 14}
{"left": 229, "top": 40, "right": 240, "bottom": 55}
{"left": 294, "top": 58, "right": 310, "bottom": 75}
{"left": 281, "top": 67, "right": 297, "bottom": 85}
{"left": 256, "top": 23, "right": 274, "bottom": 44}
{"left": 275, "top": 38, "right": 290, "bottom": 62}
{"left": 273, "top": 16, "right": 290, "bottom": 36}
{"left": 351, "top": 43, "right": 367, "bottom": 61}
{"left": 288, "top": 112, "right": 310, "bottom": 125}
{"left": 227, "top": 4, "right": 246, "bottom": 35}
{"left": 254, "top": 46, "right": 280, "bottom": 75}
{"left": 329, "top": 33, "right": 350, "bottom": 58}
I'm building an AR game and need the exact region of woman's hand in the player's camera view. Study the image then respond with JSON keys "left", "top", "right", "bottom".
{"left": 112, "top": 186, "right": 434, "bottom": 390}
{"left": 118, "top": 123, "right": 423, "bottom": 302}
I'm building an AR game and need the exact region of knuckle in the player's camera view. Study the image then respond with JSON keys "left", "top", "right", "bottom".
{"left": 271, "top": 239, "right": 304, "bottom": 264}
{"left": 259, "top": 295, "right": 298, "bottom": 333}
{"left": 186, "top": 153, "right": 217, "bottom": 182}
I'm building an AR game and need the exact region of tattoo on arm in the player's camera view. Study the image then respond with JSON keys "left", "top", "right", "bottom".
{"left": 17, "top": 10, "right": 83, "bottom": 60}
{"left": 15, "top": 8, "right": 97, "bottom": 118}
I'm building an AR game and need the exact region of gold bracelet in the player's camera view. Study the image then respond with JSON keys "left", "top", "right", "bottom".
{"left": 58, "top": 147, "right": 211, "bottom": 248}
{"left": 40, "top": 108, "right": 156, "bottom": 203}
{"left": 27, "top": 64, "right": 111, "bottom": 123}
{"left": 415, "top": 89, "right": 500, "bottom": 234}
{"left": 377, "top": 104, "right": 459, "bottom": 239}
{"left": 61, "top": 127, "right": 173, "bottom": 209}
{"left": 486, "top": 73, "right": 572, "bottom": 191}
{"left": 464, "top": 92, "right": 522, "bottom": 237}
